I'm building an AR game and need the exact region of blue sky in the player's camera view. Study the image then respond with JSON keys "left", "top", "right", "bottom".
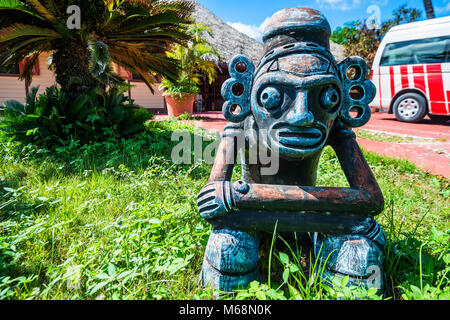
{"left": 197, "top": 0, "right": 450, "bottom": 41}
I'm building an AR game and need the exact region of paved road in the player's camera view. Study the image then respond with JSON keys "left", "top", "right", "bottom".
{"left": 157, "top": 111, "right": 450, "bottom": 178}
{"left": 357, "top": 112, "right": 449, "bottom": 178}
{"left": 363, "top": 112, "right": 450, "bottom": 139}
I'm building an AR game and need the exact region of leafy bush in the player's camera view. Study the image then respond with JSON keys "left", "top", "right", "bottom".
{"left": 0, "top": 120, "right": 213, "bottom": 299}
{"left": 0, "top": 121, "right": 448, "bottom": 300}
{"left": 1, "top": 86, "right": 153, "bottom": 147}
{"left": 331, "top": 5, "right": 421, "bottom": 69}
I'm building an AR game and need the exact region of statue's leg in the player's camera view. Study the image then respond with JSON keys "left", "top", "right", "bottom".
{"left": 201, "top": 228, "right": 260, "bottom": 292}
{"left": 313, "top": 218, "right": 386, "bottom": 294}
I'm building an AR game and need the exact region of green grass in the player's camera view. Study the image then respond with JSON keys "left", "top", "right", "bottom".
{"left": 355, "top": 129, "right": 445, "bottom": 144}
{"left": 0, "top": 120, "right": 448, "bottom": 300}
{"left": 174, "top": 112, "right": 210, "bottom": 121}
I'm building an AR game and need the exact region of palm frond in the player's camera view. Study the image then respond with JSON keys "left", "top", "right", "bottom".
{"left": 0, "top": 36, "right": 50, "bottom": 59}
{"left": 0, "top": 37, "right": 51, "bottom": 70}
{"left": 0, "top": 0, "right": 47, "bottom": 21}
{"left": 0, "top": 23, "right": 60, "bottom": 42}
{"left": 108, "top": 28, "right": 191, "bottom": 41}
{"left": 25, "top": 0, "right": 56, "bottom": 22}
{"left": 121, "top": 0, "right": 194, "bottom": 13}
{"left": 117, "top": 11, "right": 192, "bottom": 33}
{"left": 0, "top": 0, "right": 195, "bottom": 96}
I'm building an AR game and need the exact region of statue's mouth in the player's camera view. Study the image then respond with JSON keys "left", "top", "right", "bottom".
{"left": 272, "top": 125, "right": 325, "bottom": 149}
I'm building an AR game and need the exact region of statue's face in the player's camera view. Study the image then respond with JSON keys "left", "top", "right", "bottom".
{"left": 251, "top": 53, "right": 342, "bottom": 159}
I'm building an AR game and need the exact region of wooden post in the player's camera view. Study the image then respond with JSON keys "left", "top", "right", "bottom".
{"left": 423, "top": 0, "right": 436, "bottom": 19}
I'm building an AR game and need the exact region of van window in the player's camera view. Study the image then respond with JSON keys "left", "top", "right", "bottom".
{"left": 380, "top": 36, "right": 450, "bottom": 66}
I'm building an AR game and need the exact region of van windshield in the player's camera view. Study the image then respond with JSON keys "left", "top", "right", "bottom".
{"left": 380, "top": 36, "right": 450, "bottom": 66}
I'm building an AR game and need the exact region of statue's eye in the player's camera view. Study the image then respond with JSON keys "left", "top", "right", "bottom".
{"left": 320, "top": 87, "right": 340, "bottom": 110}
{"left": 260, "top": 86, "right": 282, "bottom": 110}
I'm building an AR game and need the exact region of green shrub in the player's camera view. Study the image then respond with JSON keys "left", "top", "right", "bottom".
{"left": 0, "top": 86, "right": 154, "bottom": 147}
{"left": 0, "top": 121, "right": 448, "bottom": 300}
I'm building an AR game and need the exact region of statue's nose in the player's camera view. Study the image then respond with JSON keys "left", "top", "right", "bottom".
{"left": 286, "top": 91, "right": 314, "bottom": 127}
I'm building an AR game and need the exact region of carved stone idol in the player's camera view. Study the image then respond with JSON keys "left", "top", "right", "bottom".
{"left": 197, "top": 8, "right": 386, "bottom": 293}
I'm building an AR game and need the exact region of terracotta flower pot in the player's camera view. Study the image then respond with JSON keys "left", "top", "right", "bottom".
{"left": 165, "top": 93, "right": 196, "bottom": 117}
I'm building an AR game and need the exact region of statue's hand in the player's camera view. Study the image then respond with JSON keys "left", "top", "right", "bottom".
{"left": 197, "top": 181, "right": 235, "bottom": 220}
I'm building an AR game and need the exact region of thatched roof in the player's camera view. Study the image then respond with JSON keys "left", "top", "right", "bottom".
{"left": 192, "top": 2, "right": 346, "bottom": 65}
{"left": 192, "top": 2, "right": 263, "bottom": 65}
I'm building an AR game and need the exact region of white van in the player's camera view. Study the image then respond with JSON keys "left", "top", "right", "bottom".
{"left": 370, "top": 16, "right": 450, "bottom": 123}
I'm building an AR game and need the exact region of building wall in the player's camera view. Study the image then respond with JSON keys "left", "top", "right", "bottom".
{"left": 31, "top": 52, "right": 57, "bottom": 96}
{"left": 0, "top": 71, "right": 26, "bottom": 106}
{"left": 129, "top": 81, "right": 165, "bottom": 111}
{"left": 0, "top": 53, "right": 166, "bottom": 111}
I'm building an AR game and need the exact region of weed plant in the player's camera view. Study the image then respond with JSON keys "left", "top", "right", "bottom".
{"left": 0, "top": 120, "right": 448, "bottom": 300}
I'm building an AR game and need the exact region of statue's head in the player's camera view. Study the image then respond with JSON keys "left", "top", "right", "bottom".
{"left": 222, "top": 8, "right": 376, "bottom": 160}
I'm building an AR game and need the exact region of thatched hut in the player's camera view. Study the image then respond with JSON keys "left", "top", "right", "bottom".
{"left": 192, "top": 1, "right": 345, "bottom": 111}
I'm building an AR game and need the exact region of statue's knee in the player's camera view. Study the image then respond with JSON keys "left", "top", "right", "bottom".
{"left": 314, "top": 221, "right": 386, "bottom": 278}
{"left": 204, "top": 229, "right": 260, "bottom": 275}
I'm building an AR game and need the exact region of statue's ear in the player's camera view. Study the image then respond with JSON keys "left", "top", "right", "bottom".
{"left": 338, "top": 57, "right": 376, "bottom": 128}
{"left": 221, "top": 55, "right": 255, "bottom": 123}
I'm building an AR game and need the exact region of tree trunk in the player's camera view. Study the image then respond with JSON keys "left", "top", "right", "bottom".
{"left": 423, "top": 0, "right": 436, "bottom": 19}
{"left": 52, "top": 39, "right": 99, "bottom": 98}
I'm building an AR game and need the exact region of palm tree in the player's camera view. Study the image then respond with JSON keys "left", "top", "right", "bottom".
{"left": 423, "top": 0, "right": 436, "bottom": 19}
{"left": 0, "top": 0, "right": 195, "bottom": 98}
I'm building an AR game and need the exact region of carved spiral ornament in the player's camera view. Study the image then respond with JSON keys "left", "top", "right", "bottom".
{"left": 221, "top": 55, "right": 255, "bottom": 123}
{"left": 338, "top": 56, "right": 376, "bottom": 128}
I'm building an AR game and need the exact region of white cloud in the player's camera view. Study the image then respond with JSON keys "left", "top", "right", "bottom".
{"left": 435, "top": 0, "right": 450, "bottom": 15}
{"left": 315, "top": 0, "right": 361, "bottom": 11}
{"left": 226, "top": 17, "right": 270, "bottom": 41}
{"left": 370, "top": 0, "right": 388, "bottom": 6}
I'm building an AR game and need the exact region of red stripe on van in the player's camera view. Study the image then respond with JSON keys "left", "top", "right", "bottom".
{"left": 447, "top": 91, "right": 450, "bottom": 115}
{"left": 426, "top": 64, "right": 446, "bottom": 114}
{"left": 400, "top": 66, "right": 409, "bottom": 89}
{"left": 413, "top": 65, "right": 426, "bottom": 94}
{"left": 378, "top": 67, "right": 382, "bottom": 109}
{"left": 427, "top": 64, "right": 442, "bottom": 74}
{"left": 389, "top": 66, "right": 395, "bottom": 98}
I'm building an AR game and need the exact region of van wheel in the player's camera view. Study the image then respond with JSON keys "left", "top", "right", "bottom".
{"left": 393, "top": 93, "right": 427, "bottom": 123}
{"left": 428, "top": 114, "right": 450, "bottom": 124}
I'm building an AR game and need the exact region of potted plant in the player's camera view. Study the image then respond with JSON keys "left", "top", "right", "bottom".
{"left": 160, "top": 23, "right": 219, "bottom": 117}
{"left": 161, "top": 75, "right": 200, "bottom": 117}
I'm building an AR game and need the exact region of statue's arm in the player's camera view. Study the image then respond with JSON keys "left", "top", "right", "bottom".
{"left": 229, "top": 130, "right": 384, "bottom": 217}
{"left": 208, "top": 132, "right": 237, "bottom": 182}
{"left": 330, "top": 127, "right": 385, "bottom": 214}
{"left": 197, "top": 123, "right": 242, "bottom": 219}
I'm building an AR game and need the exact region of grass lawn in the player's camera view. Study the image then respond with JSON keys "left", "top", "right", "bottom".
{"left": 354, "top": 129, "right": 443, "bottom": 144}
{"left": 0, "top": 120, "right": 448, "bottom": 300}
